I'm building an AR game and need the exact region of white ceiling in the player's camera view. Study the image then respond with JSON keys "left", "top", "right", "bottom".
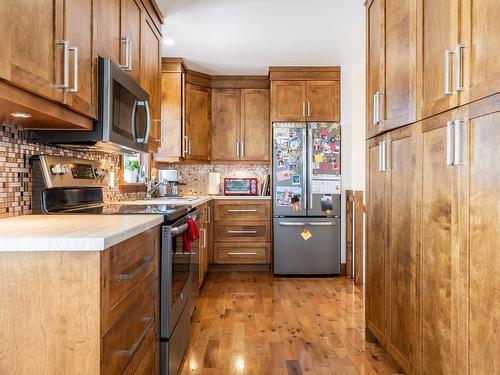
{"left": 157, "top": 0, "right": 365, "bottom": 75}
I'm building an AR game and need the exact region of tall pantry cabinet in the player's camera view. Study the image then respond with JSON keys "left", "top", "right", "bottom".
{"left": 365, "top": 0, "right": 500, "bottom": 374}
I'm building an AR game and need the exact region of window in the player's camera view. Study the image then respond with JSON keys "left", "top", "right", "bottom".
{"left": 122, "top": 153, "right": 149, "bottom": 184}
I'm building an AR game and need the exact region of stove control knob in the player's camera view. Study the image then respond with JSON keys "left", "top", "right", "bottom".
{"left": 50, "top": 164, "right": 62, "bottom": 175}
{"left": 94, "top": 168, "right": 106, "bottom": 178}
{"left": 60, "top": 164, "right": 69, "bottom": 175}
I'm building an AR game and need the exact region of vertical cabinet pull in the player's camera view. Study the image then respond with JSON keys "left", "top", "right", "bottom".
{"left": 378, "top": 141, "right": 391, "bottom": 172}
{"left": 444, "top": 49, "right": 454, "bottom": 95}
{"left": 183, "top": 136, "right": 189, "bottom": 155}
{"left": 378, "top": 141, "right": 385, "bottom": 172}
{"left": 455, "top": 44, "right": 466, "bottom": 92}
{"left": 302, "top": 101, "right": 306, "bottom": 117}
{"left": 446, "top": 120, "right": 454, "bottom": 166}
{"left": 120, "top": 36, "right": 132, "bottom": 71}
{"left": 205, "top": 205, "right": 211, "bottom": 224}
{"left": 55, "top": 40, "right": 70, "bottom": 89}
{"left": 236, "top": 142, "right": 240, "bottom": 158}
{"left": 453, "top": 119, "right": 465, "bottom": 165}
{"left": 307, "top": 101, "right": 311, "bottom": 117}
{"left": 153, "top": 119, "right": 163, "bottom": 142}
{"left": 68, "top": 46, "right": 78, "bottom": 93}
{"left": 240, "top": 142, "right": 244, "bottom": 158}
{"left": 373, "top": 92, "right": 383, "bottom": 125}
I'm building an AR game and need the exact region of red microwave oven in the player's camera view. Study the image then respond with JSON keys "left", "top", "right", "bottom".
{"left": 224, "top": 178, "right": 258, "bottom": 196}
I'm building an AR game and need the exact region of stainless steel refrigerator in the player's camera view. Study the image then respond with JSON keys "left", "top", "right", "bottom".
{"left": 272, "top": 122, "right": 341, "bottom": 275}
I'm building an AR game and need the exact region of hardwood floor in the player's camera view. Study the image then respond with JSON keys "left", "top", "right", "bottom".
{"left": 179, "top": 272, "right": 403, "bottom": 375}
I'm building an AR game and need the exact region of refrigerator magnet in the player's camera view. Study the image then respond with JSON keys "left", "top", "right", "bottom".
{"left": 276, "top": 170, "right": 291, "bottom": 182}
{"left": 321, "top": 164, "right": 328, "bottom": 172}
{"left": 291, "top": 174, "right": 301, "bottom": 185}
{"left": 301, "top": 228, "right": 312, "bottom": 240}
{"left": 314, "top": 154, "right": 324, "bottom": 163}
{"left": 290, "top": 137, "right": 301, "bottom": 150}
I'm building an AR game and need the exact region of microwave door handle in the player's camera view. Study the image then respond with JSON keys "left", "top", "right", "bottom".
{"left": 131, "top": 100, "right": 139, "bottom": 143}
{"left": 143, "top": 100, "right": 151, "bottom": 144}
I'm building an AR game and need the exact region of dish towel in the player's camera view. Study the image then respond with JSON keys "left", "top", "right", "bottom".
{"left": 182, "top": 218, "right": 199, "bottom": 252}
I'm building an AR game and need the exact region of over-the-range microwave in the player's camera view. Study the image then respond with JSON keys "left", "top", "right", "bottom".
{"left": 26, "top": 57, "right": 151, "bottom": 154}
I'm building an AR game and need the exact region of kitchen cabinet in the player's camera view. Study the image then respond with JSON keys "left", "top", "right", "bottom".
{"left": 198, "top": 202, "right": 211, "bottom": 286}
{"left": 140, "top": 14, "right": 162, "bottom": 150}
{"left": 212, "top": 89, "right": 241, "bottom": 161}
{"left": 0, "top": 225, "right": 161, "bottom": 375}
{"left": 211, "top": 88, "right": 270, "bottom": 162}
{"left": 185, "top": 83, "right": 211, "bottom": 161}
{"left": 120, "top": 0, "right": 142, "bottom": 81}
{"left": 366, "top": 0, "right": 417, "bottom": 139}
{"left": 213, "top": 200, "right": 271, "bottom": 265}
{"left": 0, "top": 0, "right": 95, "bottom": 130}
{"left": 366, "top": 123, "right": 421, "bottom": 373}
{"left": 270, "top": 80, "right": 340, "bottom": 122}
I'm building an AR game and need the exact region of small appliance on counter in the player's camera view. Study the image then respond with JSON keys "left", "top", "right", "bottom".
{"left": 223, "top": 177, "right": 258, "bottom": 196}
{"left": 158, "top": 169, "right": 183, "bottom": 197}
{"left": 208, "top": 172, "right": 221, "bottom": 195}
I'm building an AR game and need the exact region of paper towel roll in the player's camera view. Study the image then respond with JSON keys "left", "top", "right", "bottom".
{"left": 208, "top": 172, "right": 221, "bottom": 195}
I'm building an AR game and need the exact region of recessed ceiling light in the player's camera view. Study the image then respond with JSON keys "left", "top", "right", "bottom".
{"left": 164, "top": 38, "right": 175, "bottom": 46}
{"left": 10, "top": 112, "right": 31, "bottom": 119}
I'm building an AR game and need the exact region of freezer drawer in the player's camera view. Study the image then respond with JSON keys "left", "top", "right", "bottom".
{"left": 273, "top": 217, "right": 340, "bottom": 275}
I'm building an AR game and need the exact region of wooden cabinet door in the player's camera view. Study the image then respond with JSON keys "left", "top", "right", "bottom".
{"left": 0, "top": 0, "right": 63, "bottom": 104}
{"left": 121, "top": 0, "right": 142, "bottom": 81}
{"left": 383, "top": 0, "right": 416, "bottom": 129}
{"left": 155, "top": 71, "right": 183, "bottom": 162}
{"left": 460, "top": 0, "right": 500, "bottom": 105}
{"left": 271, "top": 81, "right": 306, "bottom": 121}
{"left": 185, "top": 83, "right": 210, "bottom": 161}
{"left": 306, "top": 81, "right": 340, "bottom": 121}
{"left": 140, "top": 15, "right": 161, "bottom": 149}
{"left": 385, "top": 124, "right": 421, "bottom": 373}
{"left": 419, "top": 0, "right": 460, "bottom": 119}
{"left": 366, "top": 0, "right": 384, "bottom": 138}
{"left": 365, "top": 135, "right": 388, "bottom": 344}
{"left": 97, "top": 0, "right": 121, "bottom": 63}
{"left": 62, "top": 0, "right": 96, "bottom": 119}
{"left": 211, "top": 89, "right": 241, "bottom": 161}
{"left": 240, "top": 89, "right": 270, "bottom": 162}
{"left": 464, "top": 98, "right": 500, "bottom": 375}
{"left": 420, "top": 109, "right": 460, "bottom": 375}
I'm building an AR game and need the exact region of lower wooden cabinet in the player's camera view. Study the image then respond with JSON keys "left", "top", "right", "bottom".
{"left": 366, "top": 93, "right": 500, "bottom": 374}
{"left": 212, "top": 200, "right": 271, "bottom": 265}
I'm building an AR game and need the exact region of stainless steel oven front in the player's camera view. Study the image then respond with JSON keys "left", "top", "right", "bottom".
{"left": 160, "top": 209, "right": 199, "bottom": 375}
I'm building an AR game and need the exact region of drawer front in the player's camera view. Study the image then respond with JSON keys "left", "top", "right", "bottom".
{"left": 214, "top": 243, "right": 270, "bottom": 264}
{"left": 132, "top": 339, "right": 158, "bottom": 375}
{"left": 214, "top": 200, "right": 270, "bottom": 222}
{"left": 214, "top": 222, "right": 270, "bottom": 242}
{"left": 102, "top": 280, "right": 158, "bottom": 375}
{"left": 106, "top": 227, "right": 159, "bottom": 309}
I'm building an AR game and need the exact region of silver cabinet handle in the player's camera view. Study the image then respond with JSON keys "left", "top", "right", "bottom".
{"left": 153, "top": 119, "right": 163, "bottom": 142}
{"left": 278, "top": 222, "right": 336, "bottom": 226}
{"left": 203, "top": 227, "right": 207, "bottom": 248}
{"left": 67, "top": 46, "right": 78, "bottom": 93}
{"left": 183, "top": 136, "right": 189, "bottom": 155}
{"left": 307, "top": 101, "right": 311, "bottom": 117}
{"left": 453, "top": 119, "right": 465, "bottom": 165}
{"left": 119, "top": 36, "right": 132, "bottom": 71}
{"left": 378, "top": 141, "right": 384, "bottom": 172}
{"left": 206, "top": 205, "right": 211, "bottom": 223}
{"left": 446, "top": 120, "right": 454, "bottom": 166}
{"left": 373, "top": 92, "right": 383, "bottom": 125}
{"left": 114, "top": 316, "right": 154, "bottom": 357}
{"left": 55, "top": 40, "right": 70, "bottom": 89}
{"left": 444, "top": 48, "right": 454, "bottom": 95}
{"left": 384, "top": 140, "right": 391, "bottom": 172}
{"left": 228, "top": 252, "right": 257, "bottom": 256}
{"left": 302, "top": 101, "right": 306, "bottom": 117}
{"left": 236, "top": 142, "right": 240, "bottom": 158}
{"left": 188, "top": 138, "right": 191, "bottom": 155}
{"left": 240, "top": 142, "right": 244, "bottom": 158}
{"left": 227, "top": 209, "right": 257, "bottom": 212}
{"left": 113, "top": 256, "right": 153, "bottom": 280}
{"left": 227, "top": 230, "right": 258, "bottom": 234}
{"left": 455, "top": 44, "right": 466, "bottom": 92}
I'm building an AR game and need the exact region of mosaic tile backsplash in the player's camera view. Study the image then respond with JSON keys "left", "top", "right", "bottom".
{"left": 155, "top": 163, "right": 270, "bottom": 196}
{"left": 0, "top": 122, "right": 145, "bottom": 218}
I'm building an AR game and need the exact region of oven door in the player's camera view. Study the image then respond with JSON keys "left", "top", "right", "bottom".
{"left": 160, "top": 210, "right": 199, "bottom": 339}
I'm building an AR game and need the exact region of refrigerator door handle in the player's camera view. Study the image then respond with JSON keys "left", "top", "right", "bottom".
{"left": 302, "top": 126, "right": 308, "bottom": 212}
{"left": 307, "top": 125, "right": 313, "bottom": 210}
{"left": 278, "top": 222, "right": 336, "bottom": 226}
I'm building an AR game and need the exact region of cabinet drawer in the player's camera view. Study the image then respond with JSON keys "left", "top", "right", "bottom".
{"left": 132, "top": 339, "right": 158, "bottom": 375}
{"left": 104, "top": 227, "right": 159, "bottom": 311}
{"left": 214, "top": 243, "right": 270, "bottom": 264}
{"left": 214, "top": 200, "right": 270, "bottom": 222}
{"left": 214, "top": 222, "right": 270, "bottom": 242}
{"left": 102, "top": 280, "right": 158, "bottom": 375}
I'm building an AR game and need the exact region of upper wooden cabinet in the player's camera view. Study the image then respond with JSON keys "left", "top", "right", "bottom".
{"left": 121, "top": 0, "right": 142, "bottom": 81}
{"left": 366, "top": 0, "right": 417, "bottom": 139}
{"left": 270, "top": 81, "right": 306, "bottom": 121}
{"left": 0, "top": 0, "right": 95, "bottom": 130}
{"left": 211, "top": 85, "right": 270, "bottom": 162}
{"left": 185, "top": 83, "right": 211, "bottom": 161}
{"left": 306, "top": 81, "right": 340, "bottom": 121}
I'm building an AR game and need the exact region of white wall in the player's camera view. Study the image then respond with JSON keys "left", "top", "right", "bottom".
{"left": 340, "top": 64, "right": 366, "bottom": 264}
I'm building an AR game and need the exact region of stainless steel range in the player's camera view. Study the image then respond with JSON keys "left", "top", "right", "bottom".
{"left": 32, "top": 154, "right": 198, "bottom": 375}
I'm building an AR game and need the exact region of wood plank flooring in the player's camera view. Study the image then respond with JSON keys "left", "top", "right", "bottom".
{"left": 179, "top": 272, "right": 403, "bottom": 375}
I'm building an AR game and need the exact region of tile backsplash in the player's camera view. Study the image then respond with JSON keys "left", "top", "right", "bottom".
{"left": 155, "top": 163, "right": 270, "bottom": 195}
{"left": 0, "top": 122, "right": 145, "bottom": 218}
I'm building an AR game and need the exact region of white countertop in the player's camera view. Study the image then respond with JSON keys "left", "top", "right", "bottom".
{"left": 0, "top": 215, "right": 164, "bottom": 252}
{"left": 116, "top": 195, "right": 271, "bottom": 208}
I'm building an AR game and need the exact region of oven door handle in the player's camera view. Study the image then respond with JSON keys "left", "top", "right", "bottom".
{"left": 171, "top": 222, "right": 189, "bottom": 236}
